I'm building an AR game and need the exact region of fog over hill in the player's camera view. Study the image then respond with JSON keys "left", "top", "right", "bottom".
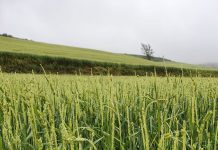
{"left": 201, "top": 63, "right": 218, "bottom": 68}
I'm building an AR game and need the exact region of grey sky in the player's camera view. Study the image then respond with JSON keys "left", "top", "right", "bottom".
{"left": 0, "top": 0, "right": 218, "bottom": 64}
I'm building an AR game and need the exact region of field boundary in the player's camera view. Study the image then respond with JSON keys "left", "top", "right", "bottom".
{"left": 0, "top": 51, "right": 218, "bottom": 76}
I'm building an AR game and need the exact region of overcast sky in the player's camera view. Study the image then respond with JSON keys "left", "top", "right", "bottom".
{"left": 0, "top": 0, "right": 218, "bottom": 64}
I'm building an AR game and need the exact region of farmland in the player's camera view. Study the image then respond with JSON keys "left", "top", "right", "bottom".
{"left": 0, "top": 73, "right": 217, "bottom": 149}
{"left": 0, "top": 36, "right": 175, "bottom": 67}
{"left": 1, "top": 0, "right": 218, "bottom": 150}
{"left": 1, "top": 36, "right": 218, "bottom": 76}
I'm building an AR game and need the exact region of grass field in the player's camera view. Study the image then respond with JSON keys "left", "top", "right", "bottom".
{"left": 0, "top": 73, "right": 217, "bottom": 149}
{"left": 0, "top": 36, "right": 201, "bottom": 69}
{"left": 1, "top": 35, "right": 218, "bottom": 76}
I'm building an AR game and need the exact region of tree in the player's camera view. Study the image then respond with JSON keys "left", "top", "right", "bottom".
{"left": 0, "top": 33, "right": 13, "bottom": 38}
{"left": 141, "top": 43, "right": 154, "bottom": 60}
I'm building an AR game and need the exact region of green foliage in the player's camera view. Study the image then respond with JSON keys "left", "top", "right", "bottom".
{"left": 0, "top": 136, "right": 2, "bottom": 150}
{"left": 0, "top": 74, "right": 217, "bottom": 149}
{"left": 0, "top": 33, "right": 13, "bottom": 38}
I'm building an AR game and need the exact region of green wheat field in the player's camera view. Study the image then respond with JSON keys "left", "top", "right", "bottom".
{"left": 0, "top": 72, "right": 217, "bottom": 149}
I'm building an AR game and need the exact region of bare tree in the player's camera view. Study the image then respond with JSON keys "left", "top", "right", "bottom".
{"left": 141, "top": 43, "right": 154, "bottom": 60}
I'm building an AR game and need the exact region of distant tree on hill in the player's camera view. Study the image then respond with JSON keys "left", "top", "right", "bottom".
{"left": 141, "top": 43, "right": 154, "bottom": 60}
{"left": 0, "top": 33, "right": 13, "bottom": 38}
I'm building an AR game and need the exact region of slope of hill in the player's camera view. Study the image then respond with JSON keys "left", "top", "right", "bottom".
{"left": 0, "top": 36, "right": 155, "bottom": 65}
{"left": 126, "top": 54, "right": 172, "bottom": 62}
{"left": 0, "top": 36, "right": 194, "bottom": 68}
{"left": 201, "top": 63, "right": 218, "bottom": 68}
{"left": 0, "top": 35, "right": 217, "bottom": 76}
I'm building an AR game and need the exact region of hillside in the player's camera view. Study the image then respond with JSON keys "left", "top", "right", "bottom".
{"left": 0, "top": 36, "right": 154, "bottom": 64}
{"left": 201, "top": 63, "right": 218, "bottom": 68}
{"left": 126, "top": 54, "right": 172, "bottom": 62}
{"left": 0, "top": 35, "right": 217, "bottom": 76}
{"left": 0, "top": 36, "right": 194, "bottom": 67}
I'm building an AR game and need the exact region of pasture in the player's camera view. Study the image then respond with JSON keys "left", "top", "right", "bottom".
{"left": 0, "top": 36, "right": 200, "bottom": 69}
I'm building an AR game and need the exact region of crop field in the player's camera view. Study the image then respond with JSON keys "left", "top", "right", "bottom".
{"left": 0, "top": 73, "right": 217, "bottom": 149}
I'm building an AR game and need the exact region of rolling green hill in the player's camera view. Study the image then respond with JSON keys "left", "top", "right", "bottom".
{"left": 0, "top": 35, "right": 217, "bottom": 76}
{"left": 0, "top": 36, "right": 154, "bottom": 64}
{"left": 0, "top": 36, "right": 193, "bottom": 67}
